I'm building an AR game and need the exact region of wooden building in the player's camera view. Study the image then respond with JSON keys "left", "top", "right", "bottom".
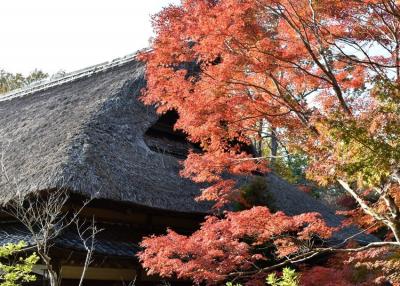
{"left": 0, "top": 53, "right": 375, "bottom": 285}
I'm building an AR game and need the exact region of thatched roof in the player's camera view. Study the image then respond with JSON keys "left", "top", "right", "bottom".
{"left": 0, "top": 54, "right": 210, "bottom": 213}
{"left": 263, "top": 173, "right": 376, "bottom": 243}
{"left": 0, "top": 53, "right": 377, "bottom": 243}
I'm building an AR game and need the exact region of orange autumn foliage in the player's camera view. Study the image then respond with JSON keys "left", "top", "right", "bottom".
{"left": 141, "top": 0, "right": 399, "bottom": 203}
{"left": 139, "top": 0, "right": 400, "bottom": 284}
{"left": 139, "top": 207, "right": 334, "bottom": 285}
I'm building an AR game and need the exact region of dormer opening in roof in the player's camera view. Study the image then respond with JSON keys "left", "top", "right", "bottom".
{"left": 144, "top": 109, "right": 200, "bottom": 159}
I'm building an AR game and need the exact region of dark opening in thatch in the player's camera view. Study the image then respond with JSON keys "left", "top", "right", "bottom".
{"left": 144, "top": 110, "right": 197, "bottom": 159}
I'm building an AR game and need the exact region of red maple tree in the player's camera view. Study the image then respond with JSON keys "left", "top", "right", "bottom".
{"left": 138, "top": 0, "right": 400, "bottom": 284}
{"left": 140, "top": 207, "right": 334, "bottom": 284}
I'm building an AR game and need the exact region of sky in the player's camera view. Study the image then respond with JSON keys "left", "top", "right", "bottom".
{"left": 0, "top": 0, "right": 180, "bottom": 75}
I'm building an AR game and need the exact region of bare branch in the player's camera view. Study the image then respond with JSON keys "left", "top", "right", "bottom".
{"left": 76, "top": 217, "right": 102, "bottom": 286}
{"left": 337, "top": 179, "right": 387, "bottom": 222}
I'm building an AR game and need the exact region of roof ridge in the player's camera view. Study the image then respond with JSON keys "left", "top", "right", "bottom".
{"left": 0, "top": 49, "right": 149, "bottom": 103}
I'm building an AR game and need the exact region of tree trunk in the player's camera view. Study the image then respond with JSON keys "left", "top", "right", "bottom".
{"left": 48, "top": 269, "right": 59, "bottom": 286}
{"left": 270, "top": 128, "right": 278, "bottom": 169}
{"left": 41, "top": 254, "right": 60, "bottom": 286}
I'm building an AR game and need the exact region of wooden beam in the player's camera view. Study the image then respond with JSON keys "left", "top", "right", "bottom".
{"left": 60, "top": 266, "right": 136, "bottom": 281}
{"left": 77, "top": 206, "right": 148, "bottom": 224}
{"left": 151, "top": 214, "right": 199, "bottom": 229}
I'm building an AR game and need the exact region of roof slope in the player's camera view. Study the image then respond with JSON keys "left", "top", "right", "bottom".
{"left": 0, "top": 221, "right": 138, "bottom": 258}
{"left": 0, "top": 56, "right": 210, "bottom": 213}
{"left": 263, "top": 173, "right": 376, "bottom": 243}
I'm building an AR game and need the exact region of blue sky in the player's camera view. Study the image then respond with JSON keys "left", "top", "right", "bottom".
{"left": 0, "top": 0, "right": 179, "bottom": 74}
